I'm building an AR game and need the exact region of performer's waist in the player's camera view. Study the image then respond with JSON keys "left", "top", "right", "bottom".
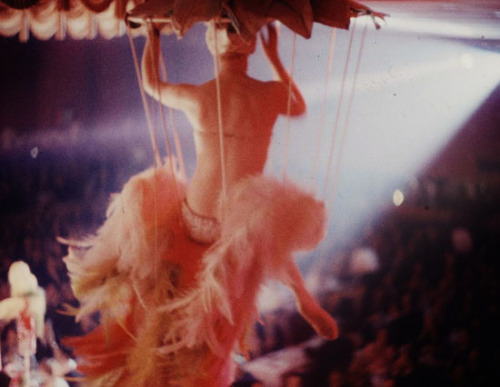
{"left": 181, "top": 199, "right": 221, "bottom": 244}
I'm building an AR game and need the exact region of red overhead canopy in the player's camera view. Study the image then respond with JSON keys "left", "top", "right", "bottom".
{"left": 128, "top": 0, "right": 353, "bottom": 40}
{"left": 0, "top": 0, "right": 354, "bottom": 41}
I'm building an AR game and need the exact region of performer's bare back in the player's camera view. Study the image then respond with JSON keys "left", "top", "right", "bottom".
{"left": 142, "top": 23, "right": 305, "bottom": 219}
{"left": 189, "top": 74, "right": 299, "bottom": 217}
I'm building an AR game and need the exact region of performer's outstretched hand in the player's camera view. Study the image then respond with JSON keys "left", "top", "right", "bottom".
{"left": 260, "top": 23, "right": 280, "bottom": 63}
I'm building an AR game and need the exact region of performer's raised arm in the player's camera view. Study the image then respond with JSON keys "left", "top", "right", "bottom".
{"left": 260, "top": 23, "right": 306, "bottom": 117}
{"left": 141, "top": 28, "right": 196, "bottom": 112}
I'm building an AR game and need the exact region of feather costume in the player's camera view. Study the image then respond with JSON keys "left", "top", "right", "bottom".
{"left": 63, "top": 158, "right": 336, "bottom": 386}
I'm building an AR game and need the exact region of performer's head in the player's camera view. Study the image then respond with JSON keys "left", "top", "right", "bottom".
{"left": 8, "top": 261, "right": 38, "bottom": 297}
{"left": 205, "top": 22, "right": 256, "bottom": 57}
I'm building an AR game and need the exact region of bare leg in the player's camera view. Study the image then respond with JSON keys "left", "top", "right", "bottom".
{"left": 283, "top": 260, "right": 339, "bottom": 340}
{"left": 23, "top": 355, "right": 30, "bottom": 386}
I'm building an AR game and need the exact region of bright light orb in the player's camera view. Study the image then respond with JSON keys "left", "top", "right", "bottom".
{"left": 393, "top": 189, "right": 404, "bottom": 207}
{"left": 30, "top": 147, "right": 39, "bottom": 159}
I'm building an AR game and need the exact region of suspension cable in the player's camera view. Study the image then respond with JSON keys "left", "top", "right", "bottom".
{"left": 127, "top": 26, "right": 162, "bottom": 168}
{"left": 322, "top": 21, "right": 357, "bottom": 201}
{"left": 327, "top": 19, "right": 369, "bottom": 216}
{"left": 312, "top": 28, "right": 337, "bottom": 192}
{"left": 158, "top": 54, "right": 187, "bottom": 181}
{"left": 149, "top": 27, "right": 186, "bottom": 222}
{"left": 212, "top": 20, "right": 228, "bottom": 208}
{"left": 282, "top": 32, "right": 297, "bottom": 180}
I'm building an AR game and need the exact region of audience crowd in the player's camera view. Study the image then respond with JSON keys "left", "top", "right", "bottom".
{"left": 234, "top": 176, "right": 499, "bottom": 386}
{"left": 1, "top": 127, "right": 498, "bottom": 386}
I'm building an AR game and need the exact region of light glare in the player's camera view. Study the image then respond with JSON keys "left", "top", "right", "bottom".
{"left": 461, "top": 54, "right": 474, "bottom": 69}
{"left": 30, "top": 147, "right": 39, "bottom": 159}
{"left": 393, "top": 189, "right": 404, "bottom": 206}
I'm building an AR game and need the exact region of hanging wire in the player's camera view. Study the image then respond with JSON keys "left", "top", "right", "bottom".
{"left": 127, "top": 24, "right": 176, "bottom": 290}
{"left": 313, "top": 24, "right": 357, "bottom": 264}
{"left": 128, "top": 23, "right": 185, "bottom": 204}
{"left": 312, "top": 28, "right": 337, "bottom": 192}
{"left": 158, "top": 54, "right": 187, "bottom": 181}
{"left": 212, "top": 20, "right": 228, "bottom": 208}
{"left": 326, "top": 19, "right": 369, "bottom": 216}
{"left": 126, "top": 26, "right": 162, "bottom": 167}
{"left": 138, "top": 25, "right": 175, "bottom": 167}
{"left": 146, "top": 26, "right": 162, "bottom": 286}
{"left": 281, "top": 32, "right": 297, "bottom": 180}
{"left": 150, "top": 32, "right": 185, "bottom": 213}
{"left": 314, "top": 18, "right": 371, "bottom": 265}
{"left": 156, "top": 77, "right": 175, "bottom": 162}
{"left": 321, "top": 21, "right": 357, "bottom": 202}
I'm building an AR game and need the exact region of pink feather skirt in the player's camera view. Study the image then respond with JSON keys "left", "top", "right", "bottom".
{"left": 63, "top": 158, "right": 326, "bottom": 386}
